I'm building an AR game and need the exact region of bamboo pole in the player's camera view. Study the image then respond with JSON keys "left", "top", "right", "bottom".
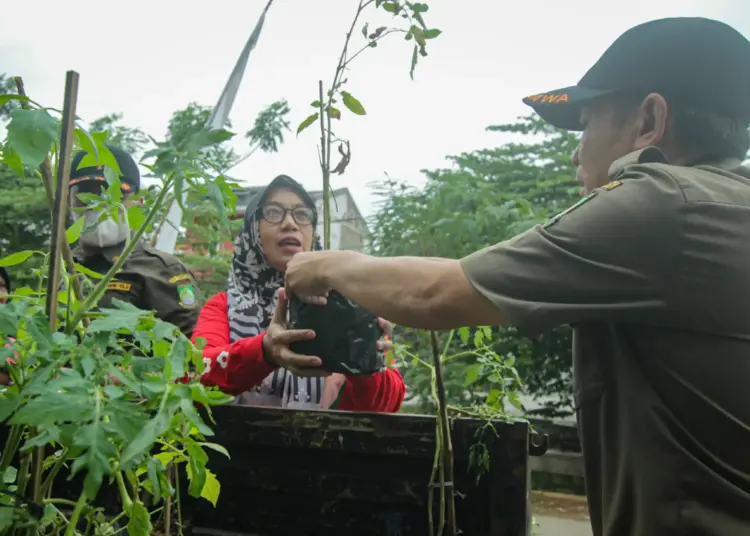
{"left": 44, "top": 70, "right": 79, "bottom": 330}
{"left": 14, "top": 76, "right": 88, "bottom": 328}
{"left": 430, "top": 330, "right": 456, "bottom": 535}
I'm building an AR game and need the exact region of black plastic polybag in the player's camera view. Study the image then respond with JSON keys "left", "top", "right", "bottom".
{"left": 288, "top": 291, "right": 385, "bottom": 376}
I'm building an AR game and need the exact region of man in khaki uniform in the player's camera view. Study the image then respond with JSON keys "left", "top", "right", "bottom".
{"left": 283, "top": 17, "right": 750, "bottom": 536}
{"left": 70, "top": 145, "right": 201, "bottom": 338}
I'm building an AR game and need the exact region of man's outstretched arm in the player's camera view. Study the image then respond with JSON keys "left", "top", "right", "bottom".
{"left": 284, "top": 251, "right": 508, "bottom": 331}
{"left": 286, "top": 170, "right": 681, "bottom": 337}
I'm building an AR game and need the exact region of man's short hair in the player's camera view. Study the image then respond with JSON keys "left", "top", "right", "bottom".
{"left": 671, "top": 107, "right": 750, "bottom": 162}
{"left": 611, "top": 92, "right": 750, "bottom": 162}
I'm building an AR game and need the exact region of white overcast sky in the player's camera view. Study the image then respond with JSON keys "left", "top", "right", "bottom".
{"left": 1, "top": 0, "right": 748, "bottom": 217}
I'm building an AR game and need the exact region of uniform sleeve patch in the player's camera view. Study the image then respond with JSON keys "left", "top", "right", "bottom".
{"left": 601, "top": 180, "right": 623, "bottom": 191}
{"left": 169, "top": 273, "right": 191, "bottom": 284}
{"left": 177, "top": 284, "right": 197, "bottom": 309}
{"left": 107, "top": 282, "right": 132, "bottom": 292}
{"left": 543, "top": 191, "right": 598, "bottom": 228}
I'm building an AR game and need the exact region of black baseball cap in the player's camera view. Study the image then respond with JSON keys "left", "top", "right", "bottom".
{"left": 70, "top": 144, "right": 140, "bottom": 193}
{"left": 523, "top": 17, "right": 750, "bottom": 131}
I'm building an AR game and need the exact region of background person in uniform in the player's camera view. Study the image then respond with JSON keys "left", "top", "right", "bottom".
{"left": 283, "top": 17, "right": 750, "bottom": 536}
{"left": 70, "top": 144, "right": 201, "bottom": 338}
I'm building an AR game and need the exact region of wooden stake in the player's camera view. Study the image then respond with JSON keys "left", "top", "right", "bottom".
{"left": 430, "top": 330, "right": 456, "bottom": 535}
{"left": 45, "top": 71, "right": 79, "bottom": 331}
{"left": 13, "top": 77, "right": 88, "bottom": 327}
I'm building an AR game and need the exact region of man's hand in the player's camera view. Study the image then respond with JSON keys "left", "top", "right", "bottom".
{"left": 262, "top": 289, "right": 330, "bottom": 377}
{"left": 285, "top": 251, "right": 342, "bottom": 305}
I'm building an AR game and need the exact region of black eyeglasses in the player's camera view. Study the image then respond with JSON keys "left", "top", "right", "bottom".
{"left": 259, "top": 204, "right": 315, "bottom": 226}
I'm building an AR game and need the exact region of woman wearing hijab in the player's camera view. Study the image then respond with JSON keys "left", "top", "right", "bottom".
{"left": 0, "top": 267, "right": 10, "bottom": 304}
{"left": 0, "top": 267, "right": 12, "bottom": 386}
{"left": 191, "top": 175, "right": 405, "bottom": 411}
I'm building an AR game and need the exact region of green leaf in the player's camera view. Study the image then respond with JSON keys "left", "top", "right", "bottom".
{"left": 24, "top": 426, "right": 61, "bottom": 450}
{"left": 11, "top": 392, "right": 92, "bottom": 427}
{"left": 74, "top": 128, "right": 99, "bottom": 163}
{"left": 296, "top": 113, "right": 319, "bottom": 135}
{"left": 465, "top": 364, "right": 482, "bottom": 386}
{"left": 168, "top": 339, "right": 188, "bottom": 381}
{"left": 341, "top": 91, "right": 366, "bottom": 116}
{"left": 0, "top": 508, "right": 13, "bottom": 531}
{"left": 127, "top": 501, "right": 152, "bottom": 536}
{"left": 207, "top": 180, "right": 229, "bottom": 226}
{"left": 26, "top": 310, "right": 53, "bottom": 350}
{"left": 381, "top": 1, "right": 398, "bottom": 13}
{"left": 486, "top": 388, "right": 502, "bottom": 405}
{"left": 88, "top": 300, "right": 150, "bottom": 334}
{"left": 411, "top": 2, "right": 429, "bottom": 12}
{"left": 104, "top": 168, "right": 122, "bottom": 204}
{"left": 153, "top": 320, "right": 177, "bottom": 341}
{"left": 507, "top": 390, "right": 524, "bottom": 411}
{"left": 361, "top": 23, "right": 369, "bottom": 38}
{"left": 6, "top": 109, "right": 58, "bottom": 168}
{"left": 0, "top": 305, "right": 19, "bottom": 337}
{"left": 66, "top": 217, "right": 85, "bottom": 244}
{"left": 2, "top": 466, "right": 17, "bottom": 485}
{"left": 78, "top": 143, "right": 123, "bottom": 175}
{"left": 75, "top": 263, "right": 105, "bottom": 279}
{"left": 457, "top": 327, "right": 470, "bottom": 345}
{"left": 154, "top": 451, "right": 179, "bottom": 467}
{"left": 329, "top": 107, "right": 341, "bottom": 120}
{"left": 423, "top": 28, "right": 442, "bottom": 39}
{"left": 186, "top": 443, "right": 208, "bottom": 497}
{"left": 2, "top": 146, "right": 25, "bottom": 178}
{"left": 184, "top": 128, "right": 234, "bottom": 153}
{"left": 180, "top": 398, "right": 213, "bottom": 436}
{"left": 473, "top": 329, "right": 484, "bottom": 348}
{"left": 0, "top": 250, "right": 34, "bottom": 267}
{"left": 200, "top": 442, "right": 230, "bottom": 459}
{"left": 120, "top": 411, "right": 170, "bottom": 469}
{"left": 0, "top": 394, "right": 18, "bottom": 422}
{"left": 147, "top": 458, "right": 163, "bottom": 503}
{"left": 200, "top": 469, "right": 221, "bottom": 506}
{"left": 126, "top": 205, "right": 145, "bottom": 232}
{"left": 0, "top": 94, "right": 29, "bottom": 107}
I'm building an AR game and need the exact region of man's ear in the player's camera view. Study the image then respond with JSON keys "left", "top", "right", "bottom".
{"left": 634, "top": 93, "right": 669, "bottom": 149}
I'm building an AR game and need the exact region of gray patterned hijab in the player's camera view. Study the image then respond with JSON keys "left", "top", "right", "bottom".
{"left": 226, "top": 175, "right": 325, "bottom": 408}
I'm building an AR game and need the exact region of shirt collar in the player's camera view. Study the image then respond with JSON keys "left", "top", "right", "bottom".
{"left": 607, "top": 146, "right": 744, "bottom": 178}
{"left": 607, "top": 146, "right": 669, "bottom": 178}
{"left": 72, "top": 238, "right": 141, "bottom": 264}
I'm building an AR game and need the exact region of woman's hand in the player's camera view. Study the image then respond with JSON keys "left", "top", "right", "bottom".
{"left": 377, "top": 318, "right": 394, "bottom": 354}
{"left": 262, "top": 289, "right": 331, "bottom": 377}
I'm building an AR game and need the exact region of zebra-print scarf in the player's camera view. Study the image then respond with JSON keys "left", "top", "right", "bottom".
{"left": 226, "top": 175, "right": 330, "bottom": 409}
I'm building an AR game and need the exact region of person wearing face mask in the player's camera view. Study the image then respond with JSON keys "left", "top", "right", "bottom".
{"left": 70, "top": 145, "right": 201, "bottom": 338}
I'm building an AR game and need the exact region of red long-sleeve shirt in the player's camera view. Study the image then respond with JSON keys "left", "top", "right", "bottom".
{"left": 191, "top": 292, "right": 405, "bottom": 413}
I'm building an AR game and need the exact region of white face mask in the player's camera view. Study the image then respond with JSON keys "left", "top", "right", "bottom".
{"left": 73, "top": 209, "right": 130, "bottom": 248}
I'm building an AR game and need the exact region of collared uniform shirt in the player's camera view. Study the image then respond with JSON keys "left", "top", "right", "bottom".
{"left": 74, "top": 240, "right": 201, "bottom": 338}
{"left": 461, "top": 147, "right": 750, "bottom": 536}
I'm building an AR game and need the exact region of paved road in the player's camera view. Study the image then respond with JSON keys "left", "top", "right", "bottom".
{"left": 533, "top": 515, "right": 592, "bottom": 536}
